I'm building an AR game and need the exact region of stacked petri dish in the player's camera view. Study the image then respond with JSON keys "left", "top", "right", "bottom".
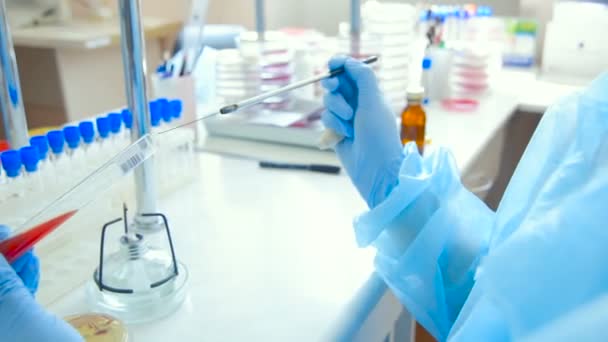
{"left": 239, "top": 31, "right": 294, "bottom": 109}
{"left": 362, "top": 1, "right": 416, "bottom": 111}
{"left": 215, "top": 48, "right": 261, "bottom": 105}
{"left": 449, "top": 45, "right": 493, "bottom": 98}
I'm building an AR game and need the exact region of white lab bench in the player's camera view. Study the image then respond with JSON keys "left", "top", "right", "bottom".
{"left": 46, "top": 69, "right": 582, "bottom": 341}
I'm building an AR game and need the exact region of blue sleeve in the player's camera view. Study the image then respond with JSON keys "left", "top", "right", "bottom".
{"left": 353, "top": 143, "right": 495, "bottom": 341}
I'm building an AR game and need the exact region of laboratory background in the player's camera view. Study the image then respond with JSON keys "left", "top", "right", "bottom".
{"left": 0, "top": 0, "right": 605, "bottom": 341}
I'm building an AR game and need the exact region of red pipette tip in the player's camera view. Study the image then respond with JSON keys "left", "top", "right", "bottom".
{"left": 0, "top": 210, "right": 77, "bottom": 264}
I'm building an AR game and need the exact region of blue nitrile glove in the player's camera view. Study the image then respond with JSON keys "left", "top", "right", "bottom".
{"left": 0, "top": 225, "right": 39, "bottom": 294}
{"left": 321, "top": 56, "right": 404, "bottom": 208}
{"left": 0, "top": 226, "right": 83, "bottom": 341}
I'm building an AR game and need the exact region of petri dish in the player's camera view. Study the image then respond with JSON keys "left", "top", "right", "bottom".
{"left": 65, "top": 313, "right": 128, "bottom": 342}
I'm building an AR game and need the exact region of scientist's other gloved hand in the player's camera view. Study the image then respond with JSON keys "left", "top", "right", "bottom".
{"left": 322, "top": 56, "right": 404, "bottom": 208}
{"left": 0, "top": 225, "right": 83, "bottom": 342}
{"left": 0, "top": 225, "right": 39, "bottom": 294}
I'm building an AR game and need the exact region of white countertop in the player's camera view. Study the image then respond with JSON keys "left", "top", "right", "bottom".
{"left": 47, "top": 69, "right": 584, "bottom": 341}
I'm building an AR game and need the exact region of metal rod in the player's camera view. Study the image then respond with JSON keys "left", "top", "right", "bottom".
{"left": 255, "top": 0, "right": 265, "bottom": 41}
{"left": 221, "top": 56, "right": 378, "bottom": 114}
{"left": 0, "top": 0, "right": 29, "bottom": 148}
{"left": 117, "top": 0, "right": 159, "bottom": 229}
{"left": 350, "top": 0, "right": 361, "bottom": 56}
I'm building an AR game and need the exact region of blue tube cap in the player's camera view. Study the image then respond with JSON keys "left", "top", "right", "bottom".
{"left": 149, "top": 100, "right": 161, "bottom": 127}
{"left": 79, "top": 121, "right": 95, "bottom": 144}
{"left": 47, "top": 130, "right": 65, "bottom": 154}
{"left": 29, "top": 135, "right": 49, "bottom": 160}
{"left": 109, "top": 113, "right": 123, "bottom": 134}
{"left": 170, "top": 99, "right": 183, "bottom": 119}
{"left": 121, "top": 109, "right": 133, "bottom": 129}
{"left": 158, "top": 98, "right": 172, "bottom": 123}
{"left": 20, "top": 146, "right": 40, "bottom": 172}
{"left": 63, "top": 126, "right": 81, "bottom": 149}
{"left": 96, "top": 117, "right": 110, "bottom": 139}
{"left": 1, "top": 150, "right": 22, "bottom": 178}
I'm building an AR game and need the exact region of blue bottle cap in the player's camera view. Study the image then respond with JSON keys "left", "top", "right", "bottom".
{"left": 96, "top": 117, "right": 111, "bottom": 139}
{"left": 121, "top": 109, "right": 133, "bottom": 129}
{"left": 63, "top": 126, "right": 81, "bottom": 149}
{"left": 1, "top": 150, "right": 22, "bottom": 177}
{"left": 158, "top": 98, "right": 172, "bottom": 123}
{"left": 47, "top": 130, "right": 65, "bottom": 154}
{"left": 108, "top": 113, "right": 123, "bottom": 134}
{"left": 79, "top": 121, "right": 95, "bottom": 144}
{"left": 19, "top": 146, "right": 39, "bottom": 172}
{"left": 149, "top": 100, "right": 161, "bottom": 127}
{"left": 170, "top": 99, "right": 183, "bottom": 119}
{"left": 29, "top": 135, "right": 49, "bottom": 160}
{"left": 422, "top": 57, "right": 432, "bottom": 70}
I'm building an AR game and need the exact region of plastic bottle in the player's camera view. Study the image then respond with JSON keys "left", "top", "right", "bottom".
{"left": 19, "top": 146, "right": 45, "bottom": 216}
{"left": 158, "top": 98, "right": 172, "bottom": 126}
{"left": 401, "top": 87, "right": 426, "bottom": 154}
{"left": 121, "top": 108, "right": 133, "bottom": 141}
{"left": 79, "top": 121, "right": 97, "bottom": 172}
{"left": 108, "top": 112, "right": 124, "bottom": 153}
{"left": 30, "top": 135, "right": 50, "bottom": 171}
{"left": 96, "top": 116, "right": 112, "bottom": 164}
{"left": 47, "top": 130, "right": 71, "bottom": 190}
{"left": 421, "top": 57, "right": 432, "bottom": 104}
{"left": 0, "top": 150, "right": 25, "bottom": 225}
{"left": 63, "top": 125, "right": 85, "bottom": 179}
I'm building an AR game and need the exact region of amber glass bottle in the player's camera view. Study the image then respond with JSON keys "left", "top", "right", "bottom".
{"left": 400, "top": 88, "right": 426, "bottom": 154}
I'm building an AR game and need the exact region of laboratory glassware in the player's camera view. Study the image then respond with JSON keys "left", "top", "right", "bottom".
{"left": 401, "top": 87, "right": 426, "bottom": 154}
{"left": 86, "top": 204, "right": 188, "bottom": 324}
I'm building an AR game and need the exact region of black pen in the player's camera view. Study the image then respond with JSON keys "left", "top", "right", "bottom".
{"left": 258, "top": 161, "right": 341, "bottom": 175}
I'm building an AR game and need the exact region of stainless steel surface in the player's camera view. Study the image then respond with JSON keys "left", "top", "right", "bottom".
{"left": 255, "top": 0, "right": 265, "bottom": 41}
{"left": 117, "top": 0, "right": 159, "bottom": 228}
{"left": 350, "top": 0, "right": 361, "bottom": 35}
{"left": 350, "top": 0, "right": 361, "bottom": 56}
{"left": 0, "top": 0, "right": 28, "bottom": 148}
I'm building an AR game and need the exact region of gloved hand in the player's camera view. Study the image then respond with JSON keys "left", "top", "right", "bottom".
{"left": 0, "top": 225, "right": 83, "bottom": 342}
{"left": 0, "top": 225, "right": 39, "bottom": 294}
{"left": 321, "top": 56, "right": 404, "bottom": 208}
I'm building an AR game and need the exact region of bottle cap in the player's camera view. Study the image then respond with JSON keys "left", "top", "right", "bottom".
{"left": 1, "top": 150, "right": 22, "bottom": 177}
{"left": 20, "top": 146, "right": 40, "bottom": 172}
{"left": 121, "top": 109, "right": 133, "bottom": 129}
{"left": 79, "top": 121, "right": 95, "bottom": 144}
{"left": 30, "top": 136, "right": 49, "bottom": 160}
{"left": 149, "top": 100, "right": 161, "bottom": 127}
{"left": 158, "top": 98, "right": 172, "bottom": 123}
{"left": 407, "top": 86, "right": 425, "bottom": 102}
{"left": 170, "top": 99, "right": 183, "bottom": 119}
{"left": 422, "top": 57, "right": 432, "bottom": 70}
{"left": 109, "top": 113, "right": 123, "bottom": 134}
{"left": 63, "top": 126, "right": 81, "bottom": 149}
{"left": 47, "top": 130, "right": 65, "bottom": 154}
{"left": 96, "top": 117, "right": 111, "bottom": 139}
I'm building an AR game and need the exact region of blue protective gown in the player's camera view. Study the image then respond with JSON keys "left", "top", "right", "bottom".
{"left": 354, "top": 73, "right": 608, "bottom": 341}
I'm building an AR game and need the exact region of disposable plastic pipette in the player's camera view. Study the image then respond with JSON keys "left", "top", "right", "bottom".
{"left": 157, "top": 56, "right": 379, "bottom": 148}
{"left": 0, "top": 136, "right": 156, "bottom": 263}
